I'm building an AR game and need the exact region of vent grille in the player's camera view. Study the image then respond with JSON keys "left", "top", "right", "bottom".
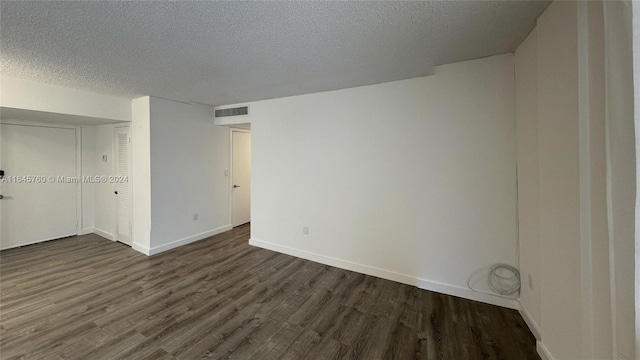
{"left": 215, "top": 106, "right": 248, "bottom": 118}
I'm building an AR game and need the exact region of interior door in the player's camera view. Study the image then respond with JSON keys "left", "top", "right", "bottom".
{"left": 0, "top": 124, "right": 3, "bottom": 247}
{"left": 232, "top": 130, "right": 251, "bottom": 227}
{"left": 113, "top": 126, "right": 132, "bottom": 246}
{"left": 0, "top": 124, "right": 78, "bottom": 250}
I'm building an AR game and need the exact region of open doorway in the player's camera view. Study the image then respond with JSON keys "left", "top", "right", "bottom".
{"left": 231, "top": 128, "right": 251, "bottom": 227}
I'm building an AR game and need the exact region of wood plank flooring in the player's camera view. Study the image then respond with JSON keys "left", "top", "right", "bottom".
{"left": 0, "top": 225, "right": 539, "bottom": 359}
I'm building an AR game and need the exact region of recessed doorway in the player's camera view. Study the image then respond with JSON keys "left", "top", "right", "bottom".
{"left": 0, "top": 123, "right": 79, "bottom": 249}
{"left": 231, "top": 129, "right": 251, "bottom": 227}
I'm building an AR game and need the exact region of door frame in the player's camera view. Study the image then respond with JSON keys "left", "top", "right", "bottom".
{"left": 229, "top": 128, "right": 251, "bottom": 227}
{"left": 0, "top": 119, "right": 82, "bottom": 240}
{"left": 113, "top": 125, "right": 133, "bottom": 245}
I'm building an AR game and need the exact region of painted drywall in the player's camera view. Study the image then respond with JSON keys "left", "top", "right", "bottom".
{"left": 93, "top": 124, "right": 115, "bottom": 239}
{"left": 604, "top": 1, "right": 636, "bottom": 358}
{"left": 0, "top": 75, "right": 131, "bottom": 238}
{"left": 81, "top": 126, "right": 95, "bottom": 233}
{"left": 0, "top": 123, "right": 78, "bottom": 249}
{"left": 634, "top": 2, "right": 640, "bottom": 357}
{"left": 247, "top": 54, "right": 518, "bottom": 307}
{"left": 536, "top": 3, "right": 584, "bottom": 358}
{"left": 131, "top": 97, "right": 152, "bottom": 252}
{"left": 0, "top": 75, "right": 131, "bottom": 123}
{"left": 515, "top": 1, "right": 636, "bottom": 358}
{"left": 0, "top": 107, "right": 124, "bottom": 126}
{"left": 584, "top": 2, "right": 614, "bottom": 358}
{"left": 2, "top": 121, "right": 118, "bottom": 241}
{"left": 514, "top": 28, "right": 541, "bottom": 337}
{"left": 0, "top": 119, "right": 95, "bottom": 240}
{"left": 148, "top": 97, "right": 231, "bottom": 253}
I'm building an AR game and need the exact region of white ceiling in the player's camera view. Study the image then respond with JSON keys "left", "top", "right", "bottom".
{"left": 0, "top": 1, "right": 549, "bottom": 107}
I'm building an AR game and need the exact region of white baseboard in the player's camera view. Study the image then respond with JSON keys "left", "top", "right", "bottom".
{"left": 78, "top": 228, "right": 94, "bottom": 236}
{"left": 93, "top": 228, "right": 114, "bottom": 241}
{"left": 144, "top": 225, "right": 233, "bottom": 256}
{"left": 249, "top": 238, "right": 519, "bottom": 310}
{"left": 537, "top": 341, "right": 554, "bottom": 360}
{"left": 0, "top": 233, "right": 76, "bottom": 250}
{"left": 518, "top": 302, "right": 542, "bottom": 340}
{"left": 417, "top": 277, "right": 519, "bottom": 310}
{"left": 132, "top": 242, "right": 151, "bottom": 256}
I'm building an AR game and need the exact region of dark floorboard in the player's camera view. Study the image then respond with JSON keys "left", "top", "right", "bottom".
{"left": 0, "top": 225, "right": 539, "bottom": 359}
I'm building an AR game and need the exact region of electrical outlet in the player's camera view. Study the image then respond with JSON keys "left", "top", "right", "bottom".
{"left": 528, "top": 274, "right": 533, "bottom": 290}
{"left": 193, "top": 213, "right": 199, "bottom": 221}
{"left": 303, "top": 226, "right": 309, "bottom": 235}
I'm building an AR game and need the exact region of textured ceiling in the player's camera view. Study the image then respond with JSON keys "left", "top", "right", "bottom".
{"left": 0, "top": 1, "right": 549, "bottom": 106}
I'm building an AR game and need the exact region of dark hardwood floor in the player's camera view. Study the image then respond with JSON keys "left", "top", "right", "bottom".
{"left": 0, "top": 225, "right": 539, "bottom": 359}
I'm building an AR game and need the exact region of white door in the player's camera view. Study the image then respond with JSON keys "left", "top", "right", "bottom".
{"left": 231, "top": 130, "right": 251, "bottom": 227}
{"left": 0, "top": 124, "right": 3, "bottom": 247}
{"left": 0, "top": 124, "right": 78, "bottom": 250}
{"left": 113, "top": 127, "right": 132, "bottom": 246}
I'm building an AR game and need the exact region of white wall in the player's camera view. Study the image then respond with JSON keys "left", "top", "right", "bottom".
{"left": 633, "top": 2, "right": 640, "bottom": 356}
{"left": 2, "top": 121, "right": 121, "bottom": 242}
{"left": 146, "top": 97, "right": 231, "bottom": 254}
{"left": 514, "top": 28, "right": 541, "bottom": 337}
{"left": 247, "top": 54, "right": 518, "bottom": 308}
{"left": 604, "top": 1, "right": 636, "bottom": 358}
{"left": 514, "top": 1, "right": 636, "bottom": 359}
{"left": 81, "top": 123, "right": 123, "bottom": 241}
{"left": 585, "top": 2, "right": 614, "bottom": 358}
{"left": 0, "top": 75, "right": 131, "bottom": 123}
{"left": 93, "top": 124, "right": 116, "bottom": 239}
{"left": 0, "top": 75, "right": 132, "bottom": 241}
{"left": 132, "top": 97, "right": 152, "bottom": 252}
{"left": 536, "top": 3, "right": 583, "bottom": 358}
{"left": 631, "top": 3, "right": 640, "bottom": 354}
{"left": 81, "top": 126, "right": 95, "bottom": 233}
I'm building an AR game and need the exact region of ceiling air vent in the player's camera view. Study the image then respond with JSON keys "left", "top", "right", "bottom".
{"left": 214, "top": 106, "right": 249, "bottom": 118}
